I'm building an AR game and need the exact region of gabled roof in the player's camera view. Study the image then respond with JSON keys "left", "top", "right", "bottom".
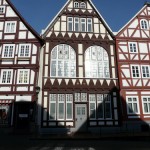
{"left": 42, "top": 0, "right": 114, "bottom": 38}
{"left": 6, "top": 0, "right": 44, "bottom": 45}
{"left": 116, "top": 3, "right": 148, "bottom": 36}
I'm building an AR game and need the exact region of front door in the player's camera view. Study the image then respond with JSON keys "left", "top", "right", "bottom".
{"left": 75, "top": 104, "right": 87, "bottom": 132}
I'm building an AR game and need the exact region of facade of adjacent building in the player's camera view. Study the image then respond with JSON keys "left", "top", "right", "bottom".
{"left": 38, "top": 0, "right": 120, "bottom": 134}
{"left": 116, "top": 3, "right": 150, "bottom": 132}
{"left": 0, "top": 0, "right": 43, "bottom": 130}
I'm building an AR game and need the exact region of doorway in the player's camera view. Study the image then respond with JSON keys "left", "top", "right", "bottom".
{"left": 75, "top": 104, "right": 87, "bottom": 132}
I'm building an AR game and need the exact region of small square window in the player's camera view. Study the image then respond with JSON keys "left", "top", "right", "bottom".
{"left": 18, "top": 44, "right": 31, "bottom": 57}
{"left": 129, "top": 42, "right": 137, "bottom": 53}
{"left": 0, "top": 6, "right": 5, "bottom": 14}
{"left": 5, "top": 21, "right": 16, "bottom": 33}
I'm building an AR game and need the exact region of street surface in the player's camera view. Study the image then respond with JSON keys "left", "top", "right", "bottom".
{"left": 0, "top": 133, "right": 150, "bottom": 150}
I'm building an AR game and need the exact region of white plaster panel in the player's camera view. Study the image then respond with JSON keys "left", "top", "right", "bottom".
{"left": 18, "top": 61, "right": 29, "bottom": 64}
{"left": 16, "top": 87, "right": 28, "bottom": 91}
{"left": 141, "top": 92, "right": 150, "bottom": 94}
{"left": 6, "top": 6, "right": 17, "bottom": 17}
{"left": 93, "top": 18, "right": 98, "bottom": 23}
{"left": 19, "top": 31, "right": 26, "bottom": 39}
{"left": 0, "top": 22, "right": 4, "bottom": 30}
{"left": 139, "top": 43, "right": 148, "bottom": 53}
{"left": 112, "top": 68, "right": 116, "bottom": 78}
{"left": 122, "top": 69, "right": 130, "bottom": 78}
{"left": 90, "top": 122, "right": 97, "bottom": 126}
{"left": 111, "top": 57, "right": 115, "bottom": 67}
{"left": 0, "top": 95, "right": 14, "bottom": 99}
{"left": 114, "top": 110, "right": 118, "bottom": 120}
{"left": 30, "top": 86, "right": 34, "bottom": 91}
{"left": 113, "top": 97, "right": 117, "bottom": 108}
{"left": 16, "top": 95, "right": 31, "bottom": 102}
{"left": 122, "top": 80, "right": 129, "bottom": 86}
{"left": 45, "top": 54, "right": 48, "bottom": 65}
{"left": 141, "top": 31, "right": 148, "bottom": 38}
{"left": 30, "top": 70, "right": 35, "bottom": 84}
{"left": 78, "top": 55, "right": 83, "bottom": 66}
{"left": 68, "top": 1, "right": 73, "bottom": 8}
{"left": 61, "top": 22, "right": 66, "bottom": 31}
{"left": 94, "top": 24, "right": 99, "bottom": 33}
{"left": 110, "top": 45, "right": 114, "bottom": 55}
{"left": 54, "top": 21, "right": 60, "bottom": 31}
{"left": 133, "top": 30, "right": 140, "bottom": 37}
{"left": 45, "top": 66, "right": 48, "bottom": 77}
{"left": 120, "top": 45, "right": 128, "bottom": 52}
{"left": 4, "top": 35, "right": 15, "bottom": 39}
{"left": 46, "top": 42, "right": 49, "bottom": 53}
{"left": 32, "top": 44, "right": 37, "bottom": 54}
{"left": 66, "top": 122, "right": 73, "bottom": 126}
{"left": 61, "top": 15, "right": 66, "bottom": 21}
{"left": 128, "top": 29, "right": 134, "bottom": 37}
{"left": 78, "top": 44, "right": 83, "bottom": 54}
{"left": 19, "top": 22, "right": 27, "bottom": 30}
{"left": 0, "top": 32, "right": 2, "bottom": 39}
{"left": 119, "top": 54, "right": 126, "bottom": 60}
{"left": 100, "top": 24, "right": 105, "bottom": 33}
{"left": 0, "top": 87, "right": 11, "bottom": 91}
{"left": 79, "top": 67, "right": 83, "bottom": 78}
{"left": 126, "top": 92, "right": 137, "bottom": 95}
{"left": 44, "top": 97, "right": 47, "bottom": 108}
{"left": 106, "top": 122, "right": 113, "bottom": 125}
{"left": 98, "top": 122, "right": 104, "bottom": 125}
{"left": 28, "top": 31, "right": 35, "bottom": 39}
{"left": 87, "top": 2, "right": 92, "bottom": 9}
{"left": 31, "top": 56, "right": 36, "bottom": 64}
{"left": 128, "top": 19, "right": 138, "bottom": 28}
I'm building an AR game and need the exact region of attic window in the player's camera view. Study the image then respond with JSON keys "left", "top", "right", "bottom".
{"left": 80, "top": 2, "right": 86, "bottom": 8}
{"left": 74, "top": 2, "right": 79, "bottom": 8}
{"left": 140, "top": 19, "right": 148, "bottom": 29}
{"left": 0, "top": 6, "right": 5, "bottom": 14}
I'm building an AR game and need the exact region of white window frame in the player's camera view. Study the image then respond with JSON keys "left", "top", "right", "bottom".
{"left": 18, "top": 44, "right": 31, "bottom": 57}
{"left": 126, "top": 96, "right": 140, "bottom": 114}
{"left": 140, "top": 19, "right": 148, "bottom": 29}
{"left": 0, "top": 6, "right": 5, "bottom": 14}
{"left": 131, "top": 65, "right": 141, "bottom": 78}
{"left": 128, "top": 42, "right": 138, "bottom": 53}
{"left": 2, "top": 44, "right": 15, "bottom": 58}
{"left": 80, "top": 18, "right": 86, "bottom": 32}
{"left": 57, "top": 94, "right": 65, "bottom": 120}
{"left": 17, "top": 69, "right": 30, "bottom": 84}
{"left": 87, "top": 18, "right": 93, "bottom": 32}
{"left": 49, "top": 94, "right": 57, "bottom": 120}
{"left": 142, "top": 96, "right": 150, "bottom": 114}
{"left": 50, "top": 44, "right": 76, "bottom": 78}
{"left": 89, "top": 94, "right": 96, "bottom": 120}
{"left": 141, "top": 65, "right": 150, "bottom": 78}
{"left": 74, "top": 2, "right": 79, "bottom": 8}
{"left": 0, "top": 69, "right": 13, "bottom": 84}
{"left": 68, "top": 17, "right": 73, "bottom": 31}
{"left": 80, "top": 2, "right": 86, "bottom": 8}
{"left": 66, "top": 94, "right": 73, "bottom": 120}
{"left": 4, "top": 21, "right": 16, "bottom": 33}
{"left": 74, "top": 17, "right": 79, "bottom": 32}
{"left": 85, "top": 46, "right": 110, "bottom": 78}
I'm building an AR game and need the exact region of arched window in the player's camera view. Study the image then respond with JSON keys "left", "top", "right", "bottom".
{"left": 51, "top": 44, "right": 76, "bottom": 77}
{"left": 85, "top": 46, "right": 110, "bottom": 78}
{"left": 140, "top": 19, "right": 148, "bottom": 29}
{"left": 80, "top": 2, "right": 86, "bottom": 8}
{"left": 74, "top": 2, "right": 79, "bottom": 8}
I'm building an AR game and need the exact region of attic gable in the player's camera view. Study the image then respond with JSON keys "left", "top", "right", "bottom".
{"left": 117, "top": 4, "right": 150, "bottom": 38}
{"left": 42, "top": 0, "right": 114, "bottom": 40}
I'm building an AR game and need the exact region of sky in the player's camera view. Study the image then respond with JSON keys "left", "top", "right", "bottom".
{"left": 11, "top": 0, "right": 150, "bottom": 34}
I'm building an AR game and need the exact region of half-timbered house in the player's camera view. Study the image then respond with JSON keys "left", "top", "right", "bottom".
{"left": 116, "top": 3, "right": 150, "bottom": 132}
{"left": 0, "top": 0, "right": 43, "bottom": 130}
{"left": 38, "top": 0, "right": 120, "bottom": 134}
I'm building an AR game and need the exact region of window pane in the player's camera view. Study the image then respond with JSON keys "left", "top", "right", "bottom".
{"left": 50, "top": 103, "right": 56, "bottom": 119}
{"left": 97, "top": 103, "right": 104, "bottom": 118}
{"left": 67, "top": 103, "right": 72, "bottom": 119}
{"left": 58, "top": 103, "right": 64, "bottom": 119}
{"left": 90, "top": 103, "right": 96, "bottom": 119}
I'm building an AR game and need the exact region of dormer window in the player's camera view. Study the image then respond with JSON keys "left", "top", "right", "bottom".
{"left": 74, "top": 2, "right": 79, "bottom": 8}
{"left": 140, "top": 19, "right": 148, "bottom": 29}
{"left": 80, "top": 2, "right": 86, "bottom": 8}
